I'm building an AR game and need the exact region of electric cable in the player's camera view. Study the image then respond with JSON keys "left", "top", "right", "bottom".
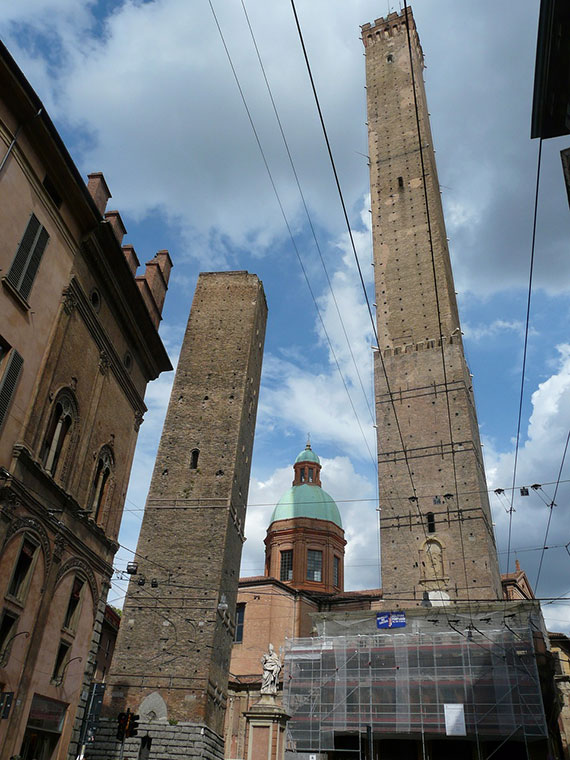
{"left": 535, "top": 429, "right": 570, "bottom": 594}
{"left": 240, "top": 0, "right": 375, "bottom": 427}
{"left": 505, "top": 137, "right": 543, "bottom": 579}
{"left": 208, "top": 0, "right": 377, "bottom": 470}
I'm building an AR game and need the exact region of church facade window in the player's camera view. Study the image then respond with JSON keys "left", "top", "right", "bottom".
{"left": 280, "top": 550, "right": 293, "bottom": 581}
{"left": 307, "top": 550, "right": 322, "bottom": 582}
{"left": 426, "top": 512, "right": 436, "bottom": 533}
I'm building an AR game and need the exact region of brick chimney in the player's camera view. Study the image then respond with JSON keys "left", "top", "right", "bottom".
{"left": 104, "top": 210, "right": 127, "bottom": 245}
{"left": 135, "top": 250, "right": 173, "bottom": 328}
{"left": 122, "top": 244, "right": 140, "bottom": 275}
{"left": 87, "top": 172, "right": 111, "bottom": 215}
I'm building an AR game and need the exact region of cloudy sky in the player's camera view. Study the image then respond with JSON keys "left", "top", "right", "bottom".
{"left": 2, "top": 0, "right": 569, "bottom": 630}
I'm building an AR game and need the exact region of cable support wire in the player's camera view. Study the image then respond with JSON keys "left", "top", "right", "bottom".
{"left": 289, "top": 0, "right": 445, "bottom": 596}
{"left": 117, "top": 478, "right": 570, "bottom": 512}
{"left": 505, "top": 138, "right": 543, "bottom": 580}
{"left": 240, "top": 0, "right": 384, "bottom": 590}
{"left": 535, "top": 429, "right": 570, "bottom": 594}
{"left": 240, "top": 0, "right": 375, "bottom": 428}
{"left": 207, "top": 0, "right": 376, "bottom": 471}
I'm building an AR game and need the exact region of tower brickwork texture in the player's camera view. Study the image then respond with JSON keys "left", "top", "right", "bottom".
{"left": 363, "top": 9, "right": 501, "bottom": 604}
{"left": 90, "top": 271, "right": 267, "bottom": 759}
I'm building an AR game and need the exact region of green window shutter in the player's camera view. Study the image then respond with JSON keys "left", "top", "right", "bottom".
{"left": 6, "top": 214, "right": 49, "bottom": 300}
{"left": 0, "top": 349, "right": 23, "bottom": 431}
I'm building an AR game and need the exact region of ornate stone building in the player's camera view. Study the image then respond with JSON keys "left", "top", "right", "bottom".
{"left": 0, "top": 41, "right": 172, "bottom": 760}
{"left": 363, "top": 8, "right": 502, "bottom": 604}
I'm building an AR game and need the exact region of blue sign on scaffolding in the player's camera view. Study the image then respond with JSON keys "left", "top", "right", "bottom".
{"left": 376, "top": 611, "right": 406, "bottom": 629}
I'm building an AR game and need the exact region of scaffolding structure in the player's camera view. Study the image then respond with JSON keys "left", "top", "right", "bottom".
{"left": 283, "top": 624, "right": 548, "bottom": 754}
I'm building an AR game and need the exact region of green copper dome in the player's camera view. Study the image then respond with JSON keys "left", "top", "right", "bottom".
{"left": 295, "top": 446, "right": 320, "bottom": 465}
{"left": 270, "top": 484, "right": 342, "bottom": 528}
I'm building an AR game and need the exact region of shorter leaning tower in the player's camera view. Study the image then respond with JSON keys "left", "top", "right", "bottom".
{"left": 89, "top": 271, "right": 267, "bottom": 759}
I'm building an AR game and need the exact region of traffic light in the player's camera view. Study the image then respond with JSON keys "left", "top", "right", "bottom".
{"left": 126, "top": 712, "right": 140, "bottom": 738}
{"left": 116, "top": 711, "right": 128, "bottom": 741}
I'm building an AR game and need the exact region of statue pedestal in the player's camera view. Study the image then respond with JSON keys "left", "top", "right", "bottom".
{"left": 243, "top": 695, "right": 290, "bottom": 760}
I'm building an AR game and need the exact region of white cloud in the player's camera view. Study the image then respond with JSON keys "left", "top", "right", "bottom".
{"left": 462, "top": 319, "right": 526, "bottom": 342}
{"left": 484, "top": 344, "right": 570, "bottom": 627}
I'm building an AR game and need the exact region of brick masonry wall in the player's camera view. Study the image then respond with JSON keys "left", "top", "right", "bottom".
{"left": 92, "top": 272, "right": 267, "bottom": 757}
{"left": 363, "top": 10, "right": 501, "bottom": 603}
{"left": 86, "top": 718, "right": 224, "bottom": 760}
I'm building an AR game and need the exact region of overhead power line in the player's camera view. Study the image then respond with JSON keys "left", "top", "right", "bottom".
{"left": 505, "top": 137, "right": 544, "bottom": 578}
{"left": 535, "top": 429, "right": 570, "bottom": 594}
{"left": 207, "top": 0, "right": 377, "bottom": 470}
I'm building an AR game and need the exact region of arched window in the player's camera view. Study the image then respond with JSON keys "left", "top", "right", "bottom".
{"left": 91, "top": 447, "right": 114, "bottom": 520}
{"left": 190, "top": 449, "right": 199, "bottom": 469}
{"left": 422, "top": 540, "right": 444, "bottom": 580}
{"left": 41, "top": 391, "right": 77, "bottom": 476}
{"left": 426, "top": 512, "right": 436, "bottom": 533}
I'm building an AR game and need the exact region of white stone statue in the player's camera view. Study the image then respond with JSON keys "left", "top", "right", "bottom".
{"left": 260, "top": 643, "right": 282, "bottom": 694}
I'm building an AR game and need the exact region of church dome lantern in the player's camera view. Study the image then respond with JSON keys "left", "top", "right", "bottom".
{"left": 264, "top": 440, "right": 346, "bottom": 594}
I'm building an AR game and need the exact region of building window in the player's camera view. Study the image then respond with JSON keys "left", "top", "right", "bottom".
{"left": 426, "top": 512, "right": 436, "bottom": 533}
{"left": 333, "top": 556, "right": 340, "bottom": 588}
{"left": 8, "top": 537, "right": 38, "bottom": 601}
{"left": 52, "top": 641, "right": 71, "bottom": 684}
{"left": 300, "top": 467, "right": 305, "bottom": 483}
{"left": 554, "top": 650, "right": 564, "bottom": 676}
{"left": 6, "top": 214, "right": 50, "bottom": 301}
{"left": 190, "top": 449, "right": 199, "bottom": 469}
{"left": 63, "top": 577, "right": 85, "bottom": 633}
{"left": 0, "top": 344, "right": 23, "bottom": 432}
{"left": 234, "top": 603, "right": 245, "bottom": 643}
{"left": 280, "top": 550, "right": 293, "bottom": 581}
{"left": 308, "top": 468, "right": 313, "bottom": 483}
{"left": 307, "top": 550, "right": 323, "bottom": 582}
{"left": 0, "top": 610, "right": 19, "bottom": 664}
{"left": 90, "top": 447, "right": 114, "bottom": 520}
{"left": 41, "top": 391, "right": 76, "bottom": 476}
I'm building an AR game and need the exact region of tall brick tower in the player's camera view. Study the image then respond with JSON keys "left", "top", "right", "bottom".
{"left": 91, "top": 272, "right": 267, "bottom": 759}
{"left": 362, "top": 9, "right": 501, "bottom": 604}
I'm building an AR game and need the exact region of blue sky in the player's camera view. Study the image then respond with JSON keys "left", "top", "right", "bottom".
{"left": 2, "top": 0, "right": 569, "bottom": 630}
